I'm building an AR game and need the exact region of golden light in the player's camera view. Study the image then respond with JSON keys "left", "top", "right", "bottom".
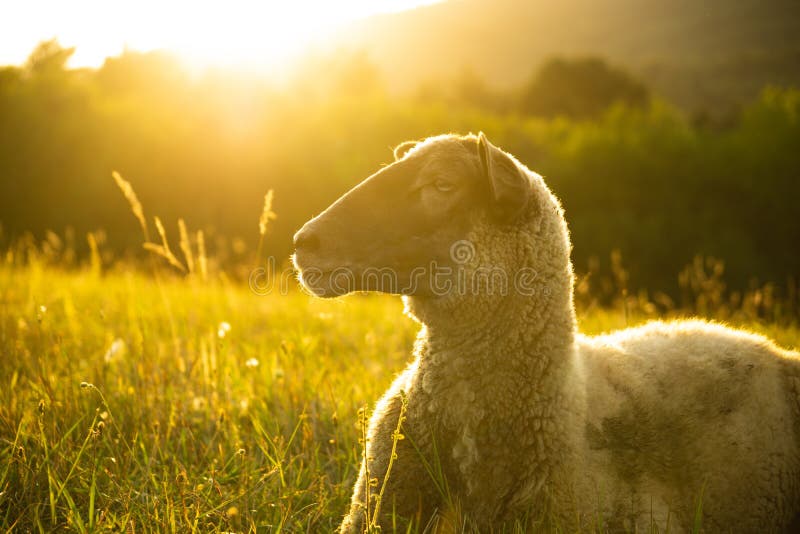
{"left": 0, "top": 0, "right": 441, "bottom": 71}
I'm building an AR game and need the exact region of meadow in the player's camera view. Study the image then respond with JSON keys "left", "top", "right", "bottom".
{"left": 1, "top": 38, "right": 799, "bottom": 534}
{"left": 1, "top": 257, "right": 414, "bottom": 532}
{"left": 1, "top": 232, "right": 799, "bottom": 532}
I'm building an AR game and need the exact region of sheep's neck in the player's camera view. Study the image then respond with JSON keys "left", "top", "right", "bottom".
{"left": 416, "top": 284, "right": 580, "bottom": 447}
{"left": 421, "top": 285, "right": 577, "bottom": 379}
{"left": 413, "top": 285, "right": 580, "bottom": 514}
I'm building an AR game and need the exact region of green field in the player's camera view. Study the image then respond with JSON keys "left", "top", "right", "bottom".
{"left": 0, "top": 262, "right": 411, "bottom": 532}
{"left": 1, "top": 4, "right": 798, "bottom": 532}
{"left": 1, "top": 260, "right": 798, "bottom": 532}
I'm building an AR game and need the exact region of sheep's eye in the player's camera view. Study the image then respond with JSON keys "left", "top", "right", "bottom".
{"left": 433, "top": 179, "right": 456, "bottom": 192}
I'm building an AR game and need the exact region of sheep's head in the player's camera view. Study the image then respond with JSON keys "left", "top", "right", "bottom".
{"left": 292, "top": 133, "right": 551, "bottom": 301}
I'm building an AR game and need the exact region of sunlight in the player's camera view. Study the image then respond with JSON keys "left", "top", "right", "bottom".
{"left": 0, "top": 0, "right": 441, "bottom": 70}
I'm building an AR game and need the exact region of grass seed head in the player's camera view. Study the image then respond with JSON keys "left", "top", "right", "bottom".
{"left": 112, "top": 171, "right": 149, "bottom": 241}
{"left": 178, "top": 218, "right": 195, "bottom": 275}
{"left": 259, "top": 190, "right": 277, "bottom": 236}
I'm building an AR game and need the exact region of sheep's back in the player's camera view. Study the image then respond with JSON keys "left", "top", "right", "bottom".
{"left": 574, "top": 320, "right": 800, "bottom": 531}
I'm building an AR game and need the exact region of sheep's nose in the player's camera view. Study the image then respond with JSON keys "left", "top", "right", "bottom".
{"left": 293, "top": 225, "right": 320, "bottom": 252}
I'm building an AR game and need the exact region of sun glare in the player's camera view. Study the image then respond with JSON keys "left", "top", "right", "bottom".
{"left": 1, "top": 0, "right": 441, "bottom": 71}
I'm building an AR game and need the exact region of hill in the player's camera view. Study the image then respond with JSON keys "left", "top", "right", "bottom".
{"left": 330, "top": 0, "right": 800, "bottom": 114}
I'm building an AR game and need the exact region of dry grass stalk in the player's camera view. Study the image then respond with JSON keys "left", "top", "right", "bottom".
{"left": 259, "top": 190, "right": 277, "bottom": 237}
{"left": 178, "top": 218, "right": 195, "bottom": 275}
{"left": 197, "top": 230, "right": 208, "bottom": 282}
{"left": 87, "top": 232, "right": 101, "bottom": 276}
{"left": 256, "top": 189, "right": 277, "bottom": 268}
{"left": 142, "top": 216, "right": 186, "bottom": 272}
{"left": 111, "top": 171, "right": 149, "bottom": 241}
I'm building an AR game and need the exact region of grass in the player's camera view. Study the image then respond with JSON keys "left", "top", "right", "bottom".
{"left": 1, "top": 170, "right": 798, "bottom": 532}
{"left": 0, "top": 262, "right": 416, "bottom": 532}
{"left": 1, "top": 262, "right": 798, "bottom": 532}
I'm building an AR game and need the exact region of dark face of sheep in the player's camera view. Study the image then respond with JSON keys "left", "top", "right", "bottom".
{"left": 292, "top": 133, "right": 533, "bottom": 298}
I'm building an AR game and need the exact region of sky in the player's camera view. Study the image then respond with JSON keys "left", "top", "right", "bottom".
{"left": 0, "top": 0, "right": 441, "bottom": 71}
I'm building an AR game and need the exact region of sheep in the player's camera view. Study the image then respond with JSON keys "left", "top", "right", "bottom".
{"left": 292, "top": 132, "right": 800, "bottom": 532}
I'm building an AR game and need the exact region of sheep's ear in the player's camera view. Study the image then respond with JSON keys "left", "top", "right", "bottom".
{"left": 477, "top": 132, "right": 529, "bottom": 222}
{"left": 393, "top": 140, "right": 418, "bottom": 161}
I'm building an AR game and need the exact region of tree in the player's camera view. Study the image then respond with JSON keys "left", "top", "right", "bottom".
{"left": 96, "top": 50, "right": 185, "bottom": 95}
{"left": 25, "top": 39, "right": 75, "bottom": 77}
{"left": 519, "top": 57, "right": 649, "bottom": 119}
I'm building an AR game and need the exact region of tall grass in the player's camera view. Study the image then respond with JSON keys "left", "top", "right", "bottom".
{"left": 0, "top": 260, "right": 416, "bottom": 531}
{"left": 0, "top": 178, "right": 797, "bottom": 532}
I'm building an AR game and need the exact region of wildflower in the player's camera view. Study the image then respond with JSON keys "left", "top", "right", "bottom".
{"left": 192, "top": 397, "right": 207, "bottom": 411}
{"left": 217, "top": 321, "right": 231, "bottom": 338}
{"left": 104, "top": 338, "right": 126, "bottom": 363}
{"left": 245, "top": 357, "right": 259, "bottom": 368}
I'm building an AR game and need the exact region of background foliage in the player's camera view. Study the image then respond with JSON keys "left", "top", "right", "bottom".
{"left": 1, "top": 41, "right": 798, "bottom": 296}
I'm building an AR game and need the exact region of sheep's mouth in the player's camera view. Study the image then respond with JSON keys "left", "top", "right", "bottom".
{"left": 294, "top": 259, "right": 427, "bottom": 298}
{"left": 296, "top": 268, "right": 348, "bottom": 298}
{"left": 297, "top": 265, "right": 397, "bottom": 298}
{"left": 293, "top": 250, "right": 458, "bottom": 298}
{"left": 292, "top": 252, "right": 352, "bottom": 297}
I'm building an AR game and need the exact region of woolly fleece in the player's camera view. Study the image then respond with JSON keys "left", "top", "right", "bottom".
{"left": 337, "top": 134, "right": 800, "bottom": 533}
